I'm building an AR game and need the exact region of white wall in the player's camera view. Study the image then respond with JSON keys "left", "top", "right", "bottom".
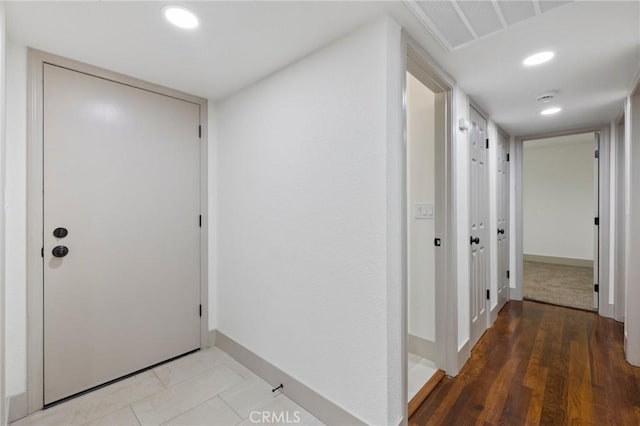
{"left": 523, "top": 135, "right": 595, "bottom": 260}
{"left": 4, "top": 40, "right": 27, "bottom": 397}
{"left": 214, "top": 18, "right": 402, "bottom": 425}
{"left": 406, "top": 72, "right": 435, "bottom": 343}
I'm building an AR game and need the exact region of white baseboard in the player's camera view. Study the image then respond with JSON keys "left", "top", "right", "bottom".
{"left": 455, "top": 341, "right": 470, "bottom": 376}
{"left": 208, "top": 329, "right": 216, "bottom": 347}
{"left": 407, "top": 334, "right": 436, "bottom": 361}
{"left": 523, "top": 254, "right": 593, "bottom": 268}
{"left": 8, "top": 391, "right": 28, "bottom": 423}
{"left": 214, "top": 330, "right": 365, "bottom": 426}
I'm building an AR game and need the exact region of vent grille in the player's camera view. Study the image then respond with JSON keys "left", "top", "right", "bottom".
{"left": 409, "top": 0, "right": 573, "bottom": 51}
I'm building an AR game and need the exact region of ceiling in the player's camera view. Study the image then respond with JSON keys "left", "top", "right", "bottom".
{"left": 396, "top": 0, "right": 640, "bottom": 136}
{"left": 6, "top": 1, "right": 640, "bottom": 137}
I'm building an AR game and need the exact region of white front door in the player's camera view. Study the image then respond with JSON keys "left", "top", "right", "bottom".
{"left": 469, "top": 107, "right": 489, "bottom": 349}
{"left": 43, "top": 64, "right": 202, "bottom": 404}
{"left": 497, "top": 131, "right": 510, "bottom": 310}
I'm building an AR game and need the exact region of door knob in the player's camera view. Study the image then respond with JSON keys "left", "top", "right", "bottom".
{"left": 498, "top": 229, "right": 505, "bottom": 235}
{"left": 53, "top": 227, "right": 68, "bottom": 238}
{"left": 470, "top": 236, "right": 480, "bottom": 245}
{"left": 52, "top": 246, "right": 69, "bottom": 258}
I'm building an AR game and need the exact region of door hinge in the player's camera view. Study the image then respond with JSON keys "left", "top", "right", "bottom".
{"left": 595, "top": 149, "right": 599, "bottom": 159}
{"left": 486, "top": 138, "right": 489, "bottom": 149}
{"left": 434, "top": 238, "right": 441, "bottom": 247}
{"left": 198, "top": 125, "right": 202, "bottom": 138}
{"left": 507, "top": 270, "right": 510, "bottom": 279}
{"left": 486, "top": 289, "right": 490, "bottom": 300}
{"left": 506, "top": 153, "right": 510, "bottom": 162}
{"left": 594, "top": 284, "right": 599, "bottom": 293}
{"left": 594, "top": 217, "right": 599, "bottom": 226}
{"left": 41, "top": 247, "right": 44, "bottom": 258}
{"left": 199, "top": 214, "right": 202, "bottom": 228}
{"left": 199, "top": 304, "right": 202, "bottom": 317}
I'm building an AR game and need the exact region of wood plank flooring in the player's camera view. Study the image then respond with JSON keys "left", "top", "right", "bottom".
{"left": 409, "top": 300, "right": 640, "bottom": 426}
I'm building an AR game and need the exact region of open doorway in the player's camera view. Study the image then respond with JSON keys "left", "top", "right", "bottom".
{"left": 404, "top": 41, "right": 453, "bottom": 415}
{"left": 406, "top": 70, "right": 439, "bottom": 406}
{"left": 522, "top": 132, "right": 598, "bottom": 310}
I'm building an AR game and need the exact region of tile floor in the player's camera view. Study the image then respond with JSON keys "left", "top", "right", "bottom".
{"left": 407, "top": 353, "right": 437, "bottom": 401}
{"left": 11, "top": 347, "right": 325, "bottom": 426}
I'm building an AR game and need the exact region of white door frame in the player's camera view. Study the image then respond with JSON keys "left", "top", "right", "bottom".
{"left": 494, "top": 128, "right": 511, "bottom": 318}
{"left": 400, "top": 32, "right": 457, "bottom": 417}
{"left": 26, "top": 49, "right": 209, "bottom": 413}
{"left": 512, "top": 127, "right": 611, "bottom": 316}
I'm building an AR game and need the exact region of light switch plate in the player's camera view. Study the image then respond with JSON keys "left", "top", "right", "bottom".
{"left": 414, "top": 203, "right": 434, "bottom": 219}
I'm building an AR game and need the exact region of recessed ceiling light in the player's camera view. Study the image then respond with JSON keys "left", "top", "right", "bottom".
{"left": 541, "top": 107, "right": 562, "bottom": 115}
{"left": 163, "top": 6, "right": 199, "bottom": 29}
{"left": 523, "top": 51, "right": 554, "bottom": 66}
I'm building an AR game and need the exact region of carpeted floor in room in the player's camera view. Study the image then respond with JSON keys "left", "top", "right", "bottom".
{"left": 523, "top": 261, "right": 595, "bottom": 310}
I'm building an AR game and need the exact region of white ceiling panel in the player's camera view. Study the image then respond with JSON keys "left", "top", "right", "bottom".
{"left": 416, "top": 1, "right": 475, "bottom": 48}
{"left": 414, "top": 0, "right": 574, "bottom": 50}
{"left": 457, "top": 1, "right": 504, "bottom": 37}
{"left": 497, "top": 1, "right": 536, "bottom": 26}
{"left": 539, "top": 1, "right": 573, "bottom": 13}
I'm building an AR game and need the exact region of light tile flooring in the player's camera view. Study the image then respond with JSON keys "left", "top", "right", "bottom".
{"left": 12, "top": 347, "right": 325, "bottom": 426}
{"left": 407, "top": 353, "right": 437, "bottom": 401}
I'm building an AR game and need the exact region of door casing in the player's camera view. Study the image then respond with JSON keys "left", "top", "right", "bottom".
{"left": 512, "top": 127, "right": 611, "bottom": 317}
{"left": 496, "top": 130, "right": 511, "bottom": 314}
{"left": 26, "top": 48, "right": 209, "bottom": 413}
{"left": 400, "top": 32, "right": 457, "bottom": 422}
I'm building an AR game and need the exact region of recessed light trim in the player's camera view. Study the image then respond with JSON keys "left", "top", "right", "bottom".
{"left": 163, "top": 6, "right": 199, "bottom": 29}
{"left": 541, "top": 107, "right": 562, "bottom": 116}
{"left": 523, "top": 51, "right": 554, "bottom": 66}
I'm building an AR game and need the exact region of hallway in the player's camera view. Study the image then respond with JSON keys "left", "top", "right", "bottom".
{"left": 409, "top": 301, "right": 640, "bottom": 425}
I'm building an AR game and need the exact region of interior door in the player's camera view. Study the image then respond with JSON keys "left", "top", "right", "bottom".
{"left": 497, "top": 131, "right": 510, "bottom": 309}
{"left": 469, "top": 107, "right": 489, "bottom": 348}
{"left": 594, "top": 132, "right": 600, "bottom": 310}
{"left": 43, "top": 64, "right": 201, "bottom": 404}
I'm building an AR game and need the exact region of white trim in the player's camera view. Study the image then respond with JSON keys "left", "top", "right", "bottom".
{"left": 0, "top": 3, "right": 6, "bottom": 425}
{"left": 401, "top": 0, "right": 454, "bottom": 53}
{"left": 456, "top": 340, "right": 470, "bottom": 375}
{"left": 512, "top": 138, "right": 524, "bottom": 301}
{"left": 523, "top": 254, "right": 593, "bottom": 268}
{"left": 407, "top": 334, "right": 437, "bottom": 361}
{"left": 628, "top": 64, "right": 640, "bottom": 97}
{"left": 517, "top": 126, "right": 605, "bottom": 142}
{"left": 513, "top": 129, "right": 611, "bottom": 318}
{"left": 214, "top": 331, "right": 366, "bottom": 426}
{"left": 26, "top": 49, "right": 209, "bottom": 413}
{"left": 404, "top": 31, "right": 459, "bottom": 373}
{"left": 597, "top": 129, "right": 613, "bottom": 318}
{"left": 7, "top": 392, "right": 27, "bottom": 423}
{"left": 468, "top": 99, "right": 490, "bottom": 122}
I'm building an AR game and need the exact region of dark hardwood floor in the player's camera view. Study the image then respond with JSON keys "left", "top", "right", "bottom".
{"left": 410, "top": 300, "right": 640, "bottom": 426}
